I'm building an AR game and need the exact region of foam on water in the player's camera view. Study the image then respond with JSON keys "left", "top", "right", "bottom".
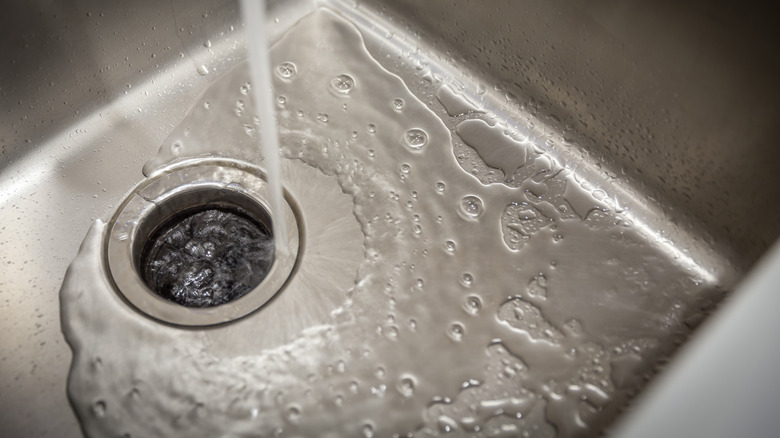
{"left": 62, "top": 8, "right": 721, "bottom": 437}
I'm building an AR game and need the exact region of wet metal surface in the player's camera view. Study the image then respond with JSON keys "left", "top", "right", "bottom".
{"left": 1, "top": 1, "right": 779, "bottom": 437}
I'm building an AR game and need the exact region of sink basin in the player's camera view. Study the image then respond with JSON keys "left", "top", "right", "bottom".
{"left": 2, "top": 0, "right": 779, "bottom": 437}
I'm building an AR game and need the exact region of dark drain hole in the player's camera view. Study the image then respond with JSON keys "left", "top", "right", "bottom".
{"left": 140, "top": 207, "right": 274, "bottom": 308}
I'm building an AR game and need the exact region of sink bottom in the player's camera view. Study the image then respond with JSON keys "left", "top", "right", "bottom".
{"left": 57, "top": 8, "right": 729, "bottom": 438}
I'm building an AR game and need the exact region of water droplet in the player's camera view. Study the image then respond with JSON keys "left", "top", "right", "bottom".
{"left": 444, "top": 240, "right": 456, "bottom": 253}
{"left": 362, "top": 423, "right": 375, "bottom": 438}
{"left": 527, "top": 273, "right": 547, "bottom": 299}
{"left": 448, "top": 322, "right": 465, "bottom": 341}
{"left": 400, "top": 163, "right": 410, "bottom": 174}
{"left": 403, "top": 128, "right": 428, "bottom": 149}
{"left": 276, "top": 62, "right": 297, "bottom": 79}
{"left": 384, "top": 325, "right": 399, "bottom": 339}
{"left": 330, "top": 74, "right": 355, "bottom": 95}
{"left": 91, "top": 400, "right": 106, "bottom": 417}
{"left": 170, "top": 141, "right": 183, "bottom": 155}
{"left": 276, "top": 95, "right": 286, "bottom": 105}
{"left": 461, "top": 273, "right": 474, "bottom": 287}
{"left": 415, "top": 278, "right": 424, "bottom": 289}
{"left": 197, "top": 65, "right": 209, "bottom": 76}
{"left": 316, "top": 113, "right": 329, "bottom": 123}
{"left": 204, "top": 40, "right": 212, "bottom": 48}
{"left": 392, "top": 98, "right": 405, "bottom": 111}
{"left": 239, "top": 82, "right": 251, "bottom": 95}
{"left": 435, "top": 182, "right": 446, "bottom": 193}
{"left": 367, "top": 124, "right": 376, "bottom": 134}
{"left": 397, "top": 375, "right": 416, "bottom": 397}
{"left": 203, "top": 101, "right": 210, "bottom": 110}
{"left": 463, "top": 295, "right": 482, "bottom": 315}
{"left": 296, "top": 109, "right": 304, "bottom": 117}
{"left": 286, "top": 405, "right": 301, "bottom": 422}
{"left": 459, "top": 195, "right": 484, "bottom": 219}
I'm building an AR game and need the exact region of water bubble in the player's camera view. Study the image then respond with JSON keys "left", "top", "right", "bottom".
{"left": 392, "top": 98, "right": 405, "bottom": 111}
{"left": 397, "top": 375, "right": 416, "bottom": 397}
{"left": 463, "top": 295, "right": 482, "bottom": 315}
{"left": 330, "top": 74, "right": 355, "bottom": 95}
{"left": 367, "top": 124, "right": 376, "bottom": 134}
{"left": 403, "top": 128, "right": 428, "bottom": 149}
{"left": 461, "top": 273, "right": 474, "bottom": 287}
{"left": 444, "top": 240, "right": 456, "bottom": 253}
{"left": 276, "top": 62, "right": 297, "bottom": 79}
{"left": 435, "top": 182, "right": 446, "bottom": 193}
{"left": 316, "top": 113, "right": 329, "bottom": 123}
{"left": 459, "top": 195, "right": 484, "bottom": 219}
{"left": 448, "top": 322, "right": 465, "bottom": 341}
{"left": 91, "top": 400, "right": 106, "bottom": 417}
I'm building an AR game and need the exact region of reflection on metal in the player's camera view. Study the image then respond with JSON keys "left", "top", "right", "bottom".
{"left": 1, "top": 0, "right": 779, "bottom": 437}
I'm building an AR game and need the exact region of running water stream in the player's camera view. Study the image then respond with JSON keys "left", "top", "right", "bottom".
{"left": 240, "top": 0, "right": 287, "bottom": 257}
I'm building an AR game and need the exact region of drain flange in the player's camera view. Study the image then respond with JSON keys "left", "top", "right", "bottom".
{"left": 106, "top": 160, "right": 300, "bottom": 326}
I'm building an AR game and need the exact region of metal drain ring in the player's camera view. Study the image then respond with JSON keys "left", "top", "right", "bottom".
{"left": 105, "top": 160, "right": 300, "bottom": 326}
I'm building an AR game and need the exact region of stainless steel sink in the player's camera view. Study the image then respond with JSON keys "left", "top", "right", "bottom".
{"left": 2, "top": 0, "right": 779, "bottom": 437}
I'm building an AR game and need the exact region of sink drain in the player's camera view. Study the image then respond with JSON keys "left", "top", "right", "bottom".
{"left": 140, "top": 206, "right": 274, "bottom": 308}
{"left": 106, "top": 160, "right": 300, "bottom": 326}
